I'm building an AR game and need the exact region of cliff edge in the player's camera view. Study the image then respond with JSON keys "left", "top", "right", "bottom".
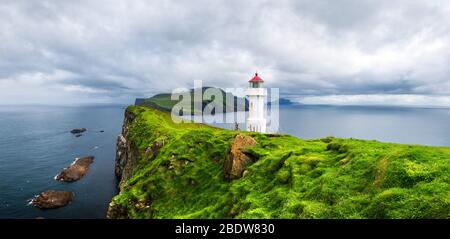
{"left": 107, "top": 105, "right": 450, "bottom": 219}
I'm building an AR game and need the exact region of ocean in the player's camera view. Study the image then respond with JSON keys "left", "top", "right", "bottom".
{"left": 277, "top": 105, "right": 450, "bottom": 146}
{"left": 208, "top": 105, "right": 450, "bottom": 147}
{"left": 0, "top": 104, "right": 449, "bottom": 218}
{"left": 0, "top": 105, "right": 124, "bottom": 218}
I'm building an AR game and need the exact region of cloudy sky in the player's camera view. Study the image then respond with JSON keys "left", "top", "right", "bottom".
{"left": 1, "top": 0, "right": 450, "bottom": 106}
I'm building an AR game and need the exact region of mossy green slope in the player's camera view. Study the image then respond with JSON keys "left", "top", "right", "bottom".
{"left": 111, "top": 105, "right": 450, "bottom": 219}
{"left": 138, "top": 87, "right": 247, "bottom": 114}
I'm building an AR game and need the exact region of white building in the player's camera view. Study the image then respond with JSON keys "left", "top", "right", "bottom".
{"left": 246, "top": 72, "right": 267, "bottom": 133}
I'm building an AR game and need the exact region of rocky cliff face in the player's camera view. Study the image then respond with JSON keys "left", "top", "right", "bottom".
{"left": 107, "top": 108, "right": 139, "bottom": 218}
{"left": 107, "top": 107, "right": 256, "bottom": 219}
{"left": 114, "top": 108, "right": 140, "bottom": 191}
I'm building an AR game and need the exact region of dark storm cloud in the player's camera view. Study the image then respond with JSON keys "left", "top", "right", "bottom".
{"left": 1, "top": 0, "right": 450, "bottom": 105}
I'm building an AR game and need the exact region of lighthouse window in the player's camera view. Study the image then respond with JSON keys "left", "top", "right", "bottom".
{"left": 251, "top": 82, "right": 260, "bottom": 88}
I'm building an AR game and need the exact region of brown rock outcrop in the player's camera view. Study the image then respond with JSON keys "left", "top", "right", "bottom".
{"left": 55, "top": 156, "right": 94, "bottom": 182}
{"left": 32, "top": 190, "right": 74, "bottom": 209}
{"left": 224, "top": 134, "right": 257, "bottom": 180}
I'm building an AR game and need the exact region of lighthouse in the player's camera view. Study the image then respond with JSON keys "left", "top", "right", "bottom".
{"left": 246, "top": 72, "right": 267, "bottom": 133}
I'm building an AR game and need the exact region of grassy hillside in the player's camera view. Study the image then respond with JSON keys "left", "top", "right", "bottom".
{"left": 136, "top": 87, "right": 248, "bottom": 114}
{"left": 109, "top": 105, "right": 450, "bottom": 219}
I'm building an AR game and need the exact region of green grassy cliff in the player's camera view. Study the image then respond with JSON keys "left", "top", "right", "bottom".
{"left": 136, "top": 87, "right": 248, "bottom": 114}
{"left": 107, "top": 105, "right": 450, "bottom": 219}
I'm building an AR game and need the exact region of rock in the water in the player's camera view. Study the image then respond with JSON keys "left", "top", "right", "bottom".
{"left": 100, "top": 130, "right": 105, "bottom": 133}
{"left": 32, "top": 190, "right": 74, "bottom": 209}
{"left": 224, "top": 134, "right": 257, "bottom": 180}
{"left": 70, "top": 128, "right": 86, "bottom": 134}
{"left": 55, "top": 156, "right": 94, "bottom": 182}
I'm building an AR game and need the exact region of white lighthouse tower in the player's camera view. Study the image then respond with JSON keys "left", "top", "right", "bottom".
{"left": 246, "top": 72, "right": 267, "bottom": 133}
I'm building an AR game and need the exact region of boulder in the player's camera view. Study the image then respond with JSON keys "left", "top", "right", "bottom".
{"left": 70, "top": 128, "right": 86, "bottom": 134}
{"left": 55, "top": 156, "right": 94, "bottom": 182}
{"left": 224, "top": 134, "right": 257, "bottom": 180}
{"left": 32, "top": 190, "right": 74, "bottom": 209}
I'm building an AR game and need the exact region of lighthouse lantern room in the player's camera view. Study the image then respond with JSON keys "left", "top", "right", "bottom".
{"left": 246, "top": 72, "right": 267, "bottom": 133}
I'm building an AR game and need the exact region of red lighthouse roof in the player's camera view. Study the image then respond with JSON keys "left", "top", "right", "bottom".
{"left": 249, "top": 72, "right": 264, "bottom": 82}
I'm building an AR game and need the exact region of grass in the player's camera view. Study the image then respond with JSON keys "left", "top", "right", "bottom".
{"left": 145, "top": 95, "right": 178, "bottom": 110}
{"left": 139, "top": 87, "right": 247, "bottom": 114}
{"left": 110, "top": 105, "right": 450, "bottom": 219}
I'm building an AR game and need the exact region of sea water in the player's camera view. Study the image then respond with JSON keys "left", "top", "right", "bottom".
{"left": 1, "top": 104, "right": 449, "bottom": 218}
{"left": 0, "top": 105, "right": 124, "bottom": 218}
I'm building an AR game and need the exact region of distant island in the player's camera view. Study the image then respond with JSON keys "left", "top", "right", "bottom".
{"left": 107, "top": 105, "right": 450, "bottom": 219}
{"left": 135, "top": 87, "right": 295, "bottom": 114}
